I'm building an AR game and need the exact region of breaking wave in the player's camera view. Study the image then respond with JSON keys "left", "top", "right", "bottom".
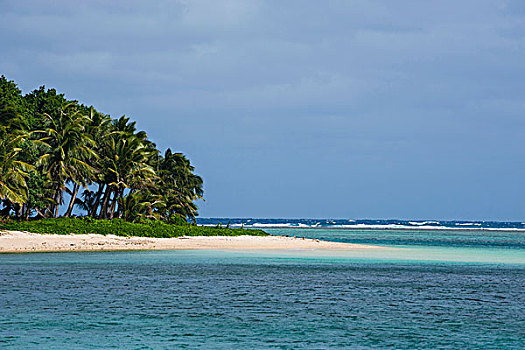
{"left": 197, "top": 218, "right": 525, "bottom": 231}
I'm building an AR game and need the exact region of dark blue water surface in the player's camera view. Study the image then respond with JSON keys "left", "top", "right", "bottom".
{"left": 198, "top": 218, "right": 525, "bottom": 231}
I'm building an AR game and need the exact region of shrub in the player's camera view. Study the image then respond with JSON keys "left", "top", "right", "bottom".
{"left": 0, "top": 217, "right": 268, "bottom": 238}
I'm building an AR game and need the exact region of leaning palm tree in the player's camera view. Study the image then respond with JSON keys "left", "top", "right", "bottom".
{"left": 0, "top": 106, "right": 34, "bottom": 213}
{"left": 63, "top": 107, "right": 111, "bottom": 217}
{"left": 34, "top": 104, "right": 97, "bottom": 217}
{"left": 77, "top": 108, "right": 114, "bottom": 218}
{"left": 104, "top": 135, "right": 158, "bottom": 219}
{"left": 154, "top": 149, "right": 204, "bottom": 222}
{"left": 0, "top": 132, "right": 33, "bottom": 207}
{"left": 97, "top": 117, "right": 158, "bottom": 219}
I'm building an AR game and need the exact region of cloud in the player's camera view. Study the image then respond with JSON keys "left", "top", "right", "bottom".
{"left": 1, "top": 0, "right": 525, "bottom": 219}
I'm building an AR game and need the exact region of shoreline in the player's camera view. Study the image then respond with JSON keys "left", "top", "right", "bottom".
{"left": 215, "top": 226, "right": 525, "bottom": 232}
{"left": 0, "top": 230, "right": 381, "bottom": 253}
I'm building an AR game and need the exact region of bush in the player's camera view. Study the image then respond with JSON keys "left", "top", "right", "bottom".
{"left": 166, "top": 215, "right": 190, "bottom": 226}
{"left": 0, "top": 217, "right": 268, "bottom": 238}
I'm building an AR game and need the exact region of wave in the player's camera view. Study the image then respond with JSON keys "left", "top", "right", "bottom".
{"left": 197, "top": 218, "right": 525, "bottom": 231}
{"left": 408, "top": 221, "right": 440, "bottom": 226}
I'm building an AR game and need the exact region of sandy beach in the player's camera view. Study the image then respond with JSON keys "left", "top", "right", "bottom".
{"left": 0, "top": 230, "right": 380, "bottom": 253}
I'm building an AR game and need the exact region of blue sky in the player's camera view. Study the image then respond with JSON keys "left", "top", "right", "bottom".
{"left": 1, "top": 0, "right": 525, "bottom": 220}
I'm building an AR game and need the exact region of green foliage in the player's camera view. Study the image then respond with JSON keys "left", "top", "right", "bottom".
{"left": 0, "top": 218, "right": 268, "bottom": 238}
{"left": 0, "top": 76, "right": 24, "bottom": 106}
{"left": 0, "top": 133, "right": 33, "bottom": 205}
{"left": 34, "top": 104, "right": 98, "bottom": 217}
{"left": 154, "top": 149, "right": 204, "bottom": 222}
{"left": 23, "top": 85, "right": 70, "bottom": 130}
{"left": 167, "top": 214, "right": 190, "bottom": 226}
{"left": 0, "top": 76, "right": 27, "bottom": 126}
{"left": 24, "top": 171, "right": 53, "bottom": 216}
{"left": 0, "top": 77, "right": 205, "bottom": 223}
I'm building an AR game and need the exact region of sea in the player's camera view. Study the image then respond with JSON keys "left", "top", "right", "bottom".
{"left": 1, "top": 218, "right": 524, "bottom": 349}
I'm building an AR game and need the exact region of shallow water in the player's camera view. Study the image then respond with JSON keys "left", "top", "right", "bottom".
{"left": 1, "top": 229, "right": 524, "bottom": 349}
{"left": 265, "top": 227, "right": 525, "bottom": 249}
{"left": 264, "top": 228, "right": 525, "bottom": 265}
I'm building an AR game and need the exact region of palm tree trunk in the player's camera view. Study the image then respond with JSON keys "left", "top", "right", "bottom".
{"left": 108, "top": 188, "right": 119, "bottom": 220}
{"left": 116, "top": 188, "right": 126, "bottom": 218}
{"left": 99, "top": 186, "right": 112, "bottom": 219}
{"left": 64, "top": 183, "right": 79, "bottom": 217}
{"left": 20, "top": 204, "right": 26, "bottom": 219}
{"left": 0, "top": 201, "right": 11, "bottom": 217}
{"left": 21, "top": 203, "right": 31, "bottom": 220}
{"left": 24, "top": 204, "right": 30, "bottom": 220}
{"left": 35, "top": 208, "right": 46, "bottom": 219}
{"left": 53, "top": 188, "right": 61, "bottom": 218}
{"left": 90, "top": 183, "right": 105, "bottom": 217}
{"left": 15, "top": 204, "right": 22, "bottom": 219}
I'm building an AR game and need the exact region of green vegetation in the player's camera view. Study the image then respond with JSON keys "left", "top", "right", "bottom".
{"left": 0, "top": 218, "right": 267, "bottom": 238}
{"left": 0, "top": 76, "right": 205, "bottom": 224}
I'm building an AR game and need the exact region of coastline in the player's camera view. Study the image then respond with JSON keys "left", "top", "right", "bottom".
{"left": 0, "top": 230, "right": 380, "bottom": 253}
{"left": 207, "top": 225, "right": 525, "bottom": 232}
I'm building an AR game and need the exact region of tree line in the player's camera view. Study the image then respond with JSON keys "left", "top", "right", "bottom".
{"left": 0, "top": 76, "right": 203, "bottom": 223}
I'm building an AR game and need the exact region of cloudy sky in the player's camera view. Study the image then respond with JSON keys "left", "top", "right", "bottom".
{"left": 2, "top": 0, "right": 525, "bottom": 220}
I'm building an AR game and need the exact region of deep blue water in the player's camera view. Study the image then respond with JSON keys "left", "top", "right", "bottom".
{"left": 197, "top": 217, "right": 525, "bottom": 231}
{"left": 1, "top": 226, "right": 525, "bottom": 349}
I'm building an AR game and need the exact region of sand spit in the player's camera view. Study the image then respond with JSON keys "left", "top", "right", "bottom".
{"left": 0, "top": 230, "right": 381, "bottom": 253}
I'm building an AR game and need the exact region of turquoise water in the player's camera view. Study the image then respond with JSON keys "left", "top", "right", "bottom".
{"left": 265, "top": 227, "right": 525, "bottom": 249}
{"left": 264, "top": 228, "right": 525, "bottom": 265}
{"left": 1, "top": 229, "right": 524, "bottom": 349}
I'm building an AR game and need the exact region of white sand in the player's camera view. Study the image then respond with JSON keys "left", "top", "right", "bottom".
{"left": 0, "top": 230, "right": 380, "bottom": 253}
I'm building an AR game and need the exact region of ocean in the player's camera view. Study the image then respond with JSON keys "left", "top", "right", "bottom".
{"left": 197, "top": 217, "right": 525, "bottom": 231}
{"left": 1, "top": 219, "right": 524, "bottom": 349}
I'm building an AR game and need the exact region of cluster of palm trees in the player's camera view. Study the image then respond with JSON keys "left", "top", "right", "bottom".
{"left": 0, "top": 78, "right": 203, "bottom": 223}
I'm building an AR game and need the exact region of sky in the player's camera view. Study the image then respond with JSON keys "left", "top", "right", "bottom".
{"left": 1, "top": 0, "right": 525, "bottom": 220}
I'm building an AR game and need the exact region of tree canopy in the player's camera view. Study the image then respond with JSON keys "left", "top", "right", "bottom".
{"left": 0, "top": 76, "right": 203, "bottom": 222}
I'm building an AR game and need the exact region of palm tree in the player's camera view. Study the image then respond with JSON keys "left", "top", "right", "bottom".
{"left": 118, "top": 190, "right": 165, "bottom": 222}
{"left": 64, "top": 107, "right": 113, "bottom": 218}
{"left": 1, "top": 78, "right": 206, "bottom": 222}
{"left": 34, "top": 104, "right": 97, "bottom": 217}
{"left": 155, "top": 149, "right": 203, "bottom": 222}
{"left": 0, "top": 105, "right": 34, "bottom": 216}
{"left": 0, "top": 133, "right": 33, "bottom": 207}
{"left": 98, "top": 117, "right": 158, "bottom": 219}
{"left": 76, "top": 108, "right": 113, "bottom": 218}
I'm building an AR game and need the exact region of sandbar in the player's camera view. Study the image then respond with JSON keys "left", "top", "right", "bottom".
{"left": 0, "top": 230, "right": 380, "bottom": 253}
